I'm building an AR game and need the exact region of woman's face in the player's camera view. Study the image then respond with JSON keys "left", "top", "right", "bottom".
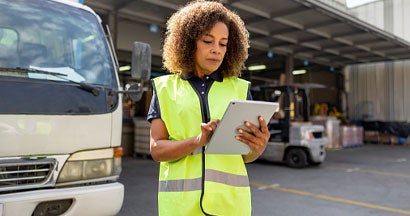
{"left": 193, "top": 21, "right": 228, "bottom": 78}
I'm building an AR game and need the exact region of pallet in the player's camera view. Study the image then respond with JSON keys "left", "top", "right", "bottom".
{"left": 342, "top": 144, "right": 364, "bottom": 149}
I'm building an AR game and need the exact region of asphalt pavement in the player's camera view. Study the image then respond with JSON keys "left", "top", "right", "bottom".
{"left": 117, "top": 144, "right": 410, "bottom": 216}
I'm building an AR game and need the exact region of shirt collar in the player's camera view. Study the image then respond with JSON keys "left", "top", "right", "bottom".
{"left": 181, "top": 70, "right": 223, "bottom": 82}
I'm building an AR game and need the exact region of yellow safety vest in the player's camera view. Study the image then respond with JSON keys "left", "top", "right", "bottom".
{"left": 153, "top": 74, "right": 251, "bottom": 216}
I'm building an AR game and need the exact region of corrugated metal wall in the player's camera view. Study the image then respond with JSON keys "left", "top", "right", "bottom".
{"left": 392, "top": 0, "right": 410, "bottom": 41}
{"left": 343, "top": 0, "right": 410, "bottom": 122}
{"left": 345, "top": 61, "right": 410, "bottom": 122}
{"left": 349, "top": 0, "right": 385, "bottom": 30}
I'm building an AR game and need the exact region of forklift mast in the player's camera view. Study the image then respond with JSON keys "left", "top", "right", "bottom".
{"left": 252, "top": 85, "right": 309, "bottom": 142}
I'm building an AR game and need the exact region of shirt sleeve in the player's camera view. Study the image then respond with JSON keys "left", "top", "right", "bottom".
{"left": 147, "top": 90, "right": 160, "bottom": 122}
{"left": 247, "top": 83, "right": 253, "bottom": 100}
{"left": 247, "top": 88, "right": 253, "bottom": 100}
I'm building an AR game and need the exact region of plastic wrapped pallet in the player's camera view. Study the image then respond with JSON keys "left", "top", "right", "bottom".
{"left": 340, "top": 126, "right": 364, "bottom": 147}
{"left": 311, "top": 116, "right": 340, "bottom": 149}
{"left": 340, "top": 126, "right": 353, "bottom": 147}
{"left": 354, "top": 126, "right": 363, "bottom": 145}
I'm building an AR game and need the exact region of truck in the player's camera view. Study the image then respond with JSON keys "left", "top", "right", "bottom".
{"left": 0, "top": 0, "right": 151, "bottom": 215}
{"left": 252, "top": 85, "right": 327, "bottom": 168}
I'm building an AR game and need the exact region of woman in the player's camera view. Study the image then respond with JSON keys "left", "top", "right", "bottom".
{"left": 147, "top": 1, "right": 270, "bottom": 215}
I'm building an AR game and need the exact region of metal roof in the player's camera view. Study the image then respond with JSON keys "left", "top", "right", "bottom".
{"left": 84, "top": 0, "right": 410, "bottom": 71}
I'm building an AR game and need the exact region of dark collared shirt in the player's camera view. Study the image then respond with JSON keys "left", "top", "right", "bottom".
{"left": 147, "top": 71, "right": 252, "bottom": 122}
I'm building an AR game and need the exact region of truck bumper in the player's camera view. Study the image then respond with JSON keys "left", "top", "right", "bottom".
{"left": 0, "top": 182, "right": 124, "bottom": 216}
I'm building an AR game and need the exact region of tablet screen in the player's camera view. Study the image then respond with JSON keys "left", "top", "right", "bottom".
{"left": 205, "top": 100, "right": 279, "bottom": 154}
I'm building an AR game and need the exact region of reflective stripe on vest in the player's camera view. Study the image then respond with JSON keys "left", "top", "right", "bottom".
{"left": 159, "top": 169, "right": 250, "bottom": 192}
{"left": 153, "top": 74, "right": 252, "bottom": 216}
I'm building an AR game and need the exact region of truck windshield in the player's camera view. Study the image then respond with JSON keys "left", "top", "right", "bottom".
{"left": 0, "top": 0, "right": 115, "bottom": 86}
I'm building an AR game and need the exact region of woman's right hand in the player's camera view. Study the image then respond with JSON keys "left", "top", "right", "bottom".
{"left": 195, "top": 119, "right": 220, "bottom": 147}
{"left": 150, "top": 118, "right": 220, "bottom": 162}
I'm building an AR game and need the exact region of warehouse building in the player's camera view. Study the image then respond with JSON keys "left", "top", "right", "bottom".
{"left": 83, "top": 0, "right": 410, "bottom": 153}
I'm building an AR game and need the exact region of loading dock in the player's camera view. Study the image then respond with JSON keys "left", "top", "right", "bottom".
{"left": 83, "top": 0, "right": 410, "bottom": 149}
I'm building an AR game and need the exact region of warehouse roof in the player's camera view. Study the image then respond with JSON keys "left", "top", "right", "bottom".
{"left": 85, "top": 0, "right": 410, "bottom": 71}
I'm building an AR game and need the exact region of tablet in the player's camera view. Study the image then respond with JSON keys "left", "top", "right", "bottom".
{"left": 205, "top": 100, "right": 279, "bottom": 155}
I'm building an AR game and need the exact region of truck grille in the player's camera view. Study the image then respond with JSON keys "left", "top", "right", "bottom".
{"left": 0, "top": 158, "right": 56, "bottom": 192}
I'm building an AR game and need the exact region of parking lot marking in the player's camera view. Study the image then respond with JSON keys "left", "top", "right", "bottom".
{"left": 328, "top": 166, "right": 410, "bottom": 179}
{"left": 250, "top": 182, "right": 410, "bottom": 215}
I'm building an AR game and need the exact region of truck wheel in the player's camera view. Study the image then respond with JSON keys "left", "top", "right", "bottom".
{"left": 285, "top": 148, "right": 308, "bottom": 168}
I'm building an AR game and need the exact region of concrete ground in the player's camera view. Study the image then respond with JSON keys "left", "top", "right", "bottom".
{"left": 118, "top": 144, "right": 410, "bottom": 216}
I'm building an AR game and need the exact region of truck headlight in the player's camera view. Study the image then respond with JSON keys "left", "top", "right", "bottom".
{"left": 57, "top": 147, "right": 123, "bottom": 183}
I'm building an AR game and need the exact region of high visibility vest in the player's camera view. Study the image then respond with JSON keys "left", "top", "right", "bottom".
{"left": 153, "top": 74, "right": 251, "bottom": 216}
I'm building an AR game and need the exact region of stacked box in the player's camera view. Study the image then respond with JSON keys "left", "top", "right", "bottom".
{"left": 310, "top": 116, "right": 340, "bottom": 149}
{"left": 363, "top": 130, "right": 380, "bottom": 143}
{"left": 133, "top": 118, "right": 151, "bottom": 156}
{"left": 121, "top": 120, "right": 134, "bottom": 156}
{"left": 326, "top": 119, "right": 341, "bottom": 149}
{"left": 340, "top": 126, "right": 364, "bottom": 147}
{"left": 340, "top": 126, "right": 353, "bottom": 147}
{"left": 379, "top": 133, "right": 391, "bottom": 144}
{"left": 354, "top": 126, "right": 363, "bottom": 145}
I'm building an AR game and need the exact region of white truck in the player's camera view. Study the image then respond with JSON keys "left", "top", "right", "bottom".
{"left": 0, "top": 0, "right": 150, "bottom": 215}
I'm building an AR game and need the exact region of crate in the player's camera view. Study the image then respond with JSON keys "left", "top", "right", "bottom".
{"left": 133, "top": 118, "right": 151, "bottom": 156}
{"left": 363, "top": 130, "right": 392, "bottom": 144}
{"left": 363, "top": 130, "right": 380, "bottom": 143}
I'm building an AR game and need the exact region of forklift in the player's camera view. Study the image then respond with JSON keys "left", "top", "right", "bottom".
{"left": 252, "top": 85, "right": 327, "bottom": 168}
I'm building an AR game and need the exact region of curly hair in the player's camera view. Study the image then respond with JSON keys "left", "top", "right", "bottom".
{"left": 162, "top": 0, "right": 249, "bottom": 77}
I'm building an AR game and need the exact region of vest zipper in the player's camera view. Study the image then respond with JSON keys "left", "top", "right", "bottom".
{"left": 188, "top": 79, "right": 216, "bottom": 215}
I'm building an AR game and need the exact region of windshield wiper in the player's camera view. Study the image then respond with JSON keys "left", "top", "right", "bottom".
{"left": 0, "top": 67, "right": 67, "bottom": 76}
{"left": 0, "top": 67, "right": 100, "bottom": 96}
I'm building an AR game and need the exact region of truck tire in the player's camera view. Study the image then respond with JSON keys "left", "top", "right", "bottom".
{"left": 285, "top": 148, "right": 308, "bottom": 168}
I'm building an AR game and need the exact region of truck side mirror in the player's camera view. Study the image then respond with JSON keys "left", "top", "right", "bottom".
{"left": 126, "top": 41, "right": 151, "bottom": 102}
{"left": 131, "top": 41, "right": 151, "bottom": 81}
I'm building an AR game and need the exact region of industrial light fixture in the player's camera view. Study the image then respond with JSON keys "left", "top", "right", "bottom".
{"left": 267, "top": 51, "right": 274, "bottom": 58}
{"left": 149, "top": 24, "right": 159, "bottom": 33}
{"left": 248, "top": 65, "right": 266, "bottom": 71}
{"left": 292, "top": 69, "right": 306, "bottom": 75}
{"left": 119, "top": 65, "right": 131, "bottom": 71}
{"left": 303, "top": 60, "right": 309, "bottom": 66}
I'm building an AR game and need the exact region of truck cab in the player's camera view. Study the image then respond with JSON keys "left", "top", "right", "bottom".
{"left": 0, "top": 0, "right": 150, "bottom": 215}
{"left": 252, "top": 85, "right": 327, "bottom": 168}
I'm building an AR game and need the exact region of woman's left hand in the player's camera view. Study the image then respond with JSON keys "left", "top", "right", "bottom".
{"left": 236, "top": 116, "right": 270, "bottom": 163}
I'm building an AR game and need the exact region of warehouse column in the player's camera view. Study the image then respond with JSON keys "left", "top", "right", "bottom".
{"left": 285, "top": 55, "right": 294, "bottom": 85}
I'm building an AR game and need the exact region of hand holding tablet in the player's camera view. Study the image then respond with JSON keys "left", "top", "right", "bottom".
{"left": 205, "top": 100, "right": 279, "bottom": 154}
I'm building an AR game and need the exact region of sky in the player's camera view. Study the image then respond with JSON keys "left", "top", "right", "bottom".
{"left": 345, "top": 0, "right": 378, "bottom": 8}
